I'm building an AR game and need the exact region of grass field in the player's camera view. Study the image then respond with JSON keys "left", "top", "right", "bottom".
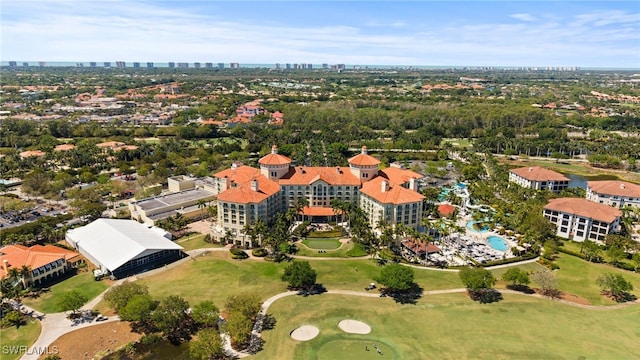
{"left": 302, "top": 238, "right": 342, "bottom": 249}
{"left": 1, "top": 319, "right": 41, "bottom": 360}
{"left": 553, "top": 254, "right": 640, "bottom": 305}
{"left": 255, "top": 293, "right": 640, "bottom": 360}
{"left": 22, "top": 272, "right": 109, "bottom": 313}
{"left": 176, "top": 233, "right": 222, "bottom": 251}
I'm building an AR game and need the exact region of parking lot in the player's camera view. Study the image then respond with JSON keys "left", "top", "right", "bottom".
{"left": 0, "top": 197, "right": 70, "bottom": 229}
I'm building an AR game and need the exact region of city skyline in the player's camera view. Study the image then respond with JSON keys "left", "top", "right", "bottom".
{"left": 1, "top": 1, "right": 639, "bottom": 68}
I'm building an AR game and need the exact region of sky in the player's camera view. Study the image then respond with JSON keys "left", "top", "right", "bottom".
{"left": 1, "top": 1, "right": 639, "bottom": 68}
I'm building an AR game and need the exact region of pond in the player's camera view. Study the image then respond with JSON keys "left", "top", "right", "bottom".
{"left": 564, "top": 173, "right": 618, "bottom": 189}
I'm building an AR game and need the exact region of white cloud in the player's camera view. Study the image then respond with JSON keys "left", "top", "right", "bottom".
{"left": 1, "top": 1, "right": 638, "bottom": 67}
{"left": 510, "top": 13, "right": 536, "bottom": 22}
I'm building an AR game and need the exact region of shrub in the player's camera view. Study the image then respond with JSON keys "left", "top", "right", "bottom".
{"left": 230, "top": 248, "right": 248, "bottom": 259}
{"left": 537, "top": 258, "right": 560, "bottom": 270}
{"left": 139, "top": 333, "right": 162, "bottom": 345}
{"left": 251, "top": 248, "right": 267, "bottom": 257}
{"left": 265, "top": 253, "right": 287, "bottom": 262}
{"left": 204, "top": 234, "right": 212, "bottom": 243}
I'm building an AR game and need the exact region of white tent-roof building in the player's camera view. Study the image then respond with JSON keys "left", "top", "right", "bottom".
{"left": 66, "top": 219, "right": 184, "bottom": 279}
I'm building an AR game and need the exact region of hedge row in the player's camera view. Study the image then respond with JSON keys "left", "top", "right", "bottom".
{"left": 480, "top": 252, "right": 538, "bottom": 267}
{"left": 230, "top": 248, "right": 248, "bottom": 259}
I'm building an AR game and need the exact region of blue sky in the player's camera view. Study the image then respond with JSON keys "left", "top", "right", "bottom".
{"left": 2, "top": 1, "right": 639, "bottom": 68}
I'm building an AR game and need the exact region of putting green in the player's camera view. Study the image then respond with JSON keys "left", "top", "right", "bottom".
{"left": 302, "top": 238, "right": 342, "bottom": 249}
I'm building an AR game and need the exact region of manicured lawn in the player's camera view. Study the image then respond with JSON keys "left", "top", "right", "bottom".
{"left": 137, "top": 252, "right": 462, "bottom": 310}
{"left": 294, "top": 240, "right": 358, "bottom": 258}
{"left": 22, "top": 272, "right": 109, "bottom": 313}
{"left": 302, "top": 238, "right": 341, "bottom": 249}
{"left": 1, "top": 318, "right": 41, "bottom": 360}
{"left": 553, "top": 254, "right": 640, "bottom": 305}
{"left": 255, "top": 293, "right": 640, "bottom": 360}
{"left": 176, "top": 233, "right": 222, "bottom": 251}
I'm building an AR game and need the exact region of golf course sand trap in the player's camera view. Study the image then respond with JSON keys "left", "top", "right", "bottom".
{"left": 338, "top": 319, "right": 371, "bottom": 334}
{"left": 290, "top": 325, "right": 320, "bottom": 341}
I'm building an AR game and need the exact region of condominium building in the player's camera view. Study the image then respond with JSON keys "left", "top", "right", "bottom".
{"left": 213, "top": 145, "right": 425, "bottom": 246}
{"left": 509, "top": 166, "right": 569, "bottom": 193}
{"left": 0, "top": 244, "right": 82, "bottom": 288}
{"left": 543, "top": 197, "right": 621, "bottom": 242}
{"left": 586, "top": 180, "right": 640, "bottom": 208}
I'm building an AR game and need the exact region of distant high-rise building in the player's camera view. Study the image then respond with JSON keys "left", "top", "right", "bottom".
{"left": 275, "top": 63, "right": 281, "bottom": 69}
{"left": 322, "top": 63, "right": 328, "bottom": 69}
{"left": 217, "top": 63, "right": 224, "bottom": 69}
{"left": 116, "top": 61, "right": 126, "bottom": 68}
{"left": 22, "top": 62, "right": 29, "bottom": 67}
{"left": 194, "top": 62, "right": 201, "bottom": 69}
{"left": 8, "top": 61, "right": 17, "bottom": 67}
{"left": 104, "top": 62, "right": 111, "bottom": 67}
{"left": 147, "top": 62, "right": 154, "bottom": 68}
{"left": 337, "top": 64, "right": 345, "bottom": 70}
{"left": 90, "top": 62, "right": 97, "bottom": 67}
{"left": 178, "top": 62, "right": 189, "bottom": 68}
{"left": 76, "top": 63, "right": 84, "bottom": 67}
{"left": 205, "top": 62, "right": 213, "bottom": 68}
{"left": 230, "top": 62, "right": 239, "bottom": 69}
{"left": 301, "top": 63, "right": 307, "bottom": 69}
{"left": 38, "top": 62, "right": 46, "bottom": 67}
{"left": 286, "top": 63, "right": 291, "bottom": 69}
{"left": 307, "top": 63, "right": 312, "bottom": 69}
{"left": 168, "top": 62, "right": 175, "bottom": 68}
{"left": 133, "top": 62, "right": 141, "bottom": 68}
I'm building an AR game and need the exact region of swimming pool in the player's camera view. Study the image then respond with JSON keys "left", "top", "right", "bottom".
{"left": 487, "top": 235, "right": 509, "bottom": 251}
{"left": 466, "top": 221, "right": 489, "bottom": 233}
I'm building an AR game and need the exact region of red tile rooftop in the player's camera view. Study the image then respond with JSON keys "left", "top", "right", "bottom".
{"left": 510, "top": 166, "right": 569, "bottom": 182}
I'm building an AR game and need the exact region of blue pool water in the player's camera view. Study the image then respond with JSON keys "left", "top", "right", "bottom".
{"left": 466, "top": 221, "right": 489, "bottom": 233}
{"left": 487, "top": 236, "right": 509, "bottom": 251}
{"left": 456, "top": 183, "right": 467, "bottom": 189}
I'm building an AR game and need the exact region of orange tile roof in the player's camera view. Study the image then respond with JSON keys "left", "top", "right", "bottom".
{"left": 402, "top": 238, "right": 441, "bottom": 254}
{"left": 216, "top": 174, "right": 280, "bottom": 204}
{"left": 279, "top": 167, "right": 360, "bottom": 186}
{"left": 510, "top": 166, "right": 569, "bottom": 182}
{"left": 544, "top": 197, "right": 622, "bottom": 223}
{"left": 437, "top": 203, "right": 456, "bottom": 216}
{"left": 19, "top": 150, "right": 46, "bottom": 158}
{"left": 379, "top": 167, "right": 422, "bottom": 186}
{"left": 348, "top": 146, "right": 380, "bottom": 167}
{"left": 360, "top": 177, "right": 425, "bottom": 205}
{"left": 587, "top": 180, "right": 640, "bottom": 198}
{"left": 259, "top": 145, "right": 292, "bottom": 166}
{"left": 301, "top": 206, "right": 336, "bottom": 216}
{"left": 97, "top": 141, "right": 125, "bottom": 149}
{"left": 0, "top": 244, "right": 80, "bottom": 279}
{"left": 213, "top": 165, "right": 260, "bottom": 184}
{"left": 54, "top": 144, "right": 76, "bottom": 151}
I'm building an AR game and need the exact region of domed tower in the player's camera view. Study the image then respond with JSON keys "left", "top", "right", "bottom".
{"left": 348, "top": 146, "right": 380, "bottom": 182}
{"left": 259, "top": 145, "right": 291, "bottom": 180}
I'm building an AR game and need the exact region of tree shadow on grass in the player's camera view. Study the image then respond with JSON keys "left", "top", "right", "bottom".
{"left": 506, "top": 284, "right": 535, "bottom": 294}
{"left": 468, "top": 289, "right": 503, "bottom": 304}
{"left": 382, "top": 283, "right": 423, "bottom": 305}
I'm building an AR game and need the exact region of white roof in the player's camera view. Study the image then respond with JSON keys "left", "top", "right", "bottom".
{"left": 66, "top": 219, "right": 182, "bottom": 272}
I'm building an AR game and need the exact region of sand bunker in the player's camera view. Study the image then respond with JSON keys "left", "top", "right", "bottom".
{"left": 338, "top": 319, "right": 371, "bottom": 334}
{"left": 290, "top": 325, "right": 320, "bottom": 341}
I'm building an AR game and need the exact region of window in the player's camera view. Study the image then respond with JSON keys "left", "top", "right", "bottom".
{"left": 560, "top": 227, "right": 568, "bottom": 232}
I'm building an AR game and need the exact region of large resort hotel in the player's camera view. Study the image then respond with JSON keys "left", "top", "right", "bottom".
{"left": 508, "top": 166, "right": 570, "bottom": 193}
{"left": 212, "top": 146, "right": 425, "bottom": 247}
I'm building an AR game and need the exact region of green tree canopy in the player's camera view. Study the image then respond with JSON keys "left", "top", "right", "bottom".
{"left": 596, "top": 273, "right": 634, "bottom": 302}
{"left": 281, "top": 261, "right": 317, "bottom": 290}
{"left": 502, "top": 268, "right": 530, "bottom": 286}
{"left": 189, "top": 328, "right": 226, "bottom": 360}
{"left": 459, "top": 267, "right": 496, "bottom": 291}
{"left": 375, "top": 263, "right": 415, "bottom": 292}
{"left": 191, "top": 300, "right": 220, "bottom": 329}
{"left": 103, "top": 281, "right": 149, "bottom": 313}
{"left": 57, "top": 290, "right": 88, "bottom": 313}
{"left": 152, "top": 295, "right": 192, "bottom": 344}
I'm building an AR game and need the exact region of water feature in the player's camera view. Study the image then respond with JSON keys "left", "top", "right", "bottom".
{"left": 565, "top": 173, "right": 618, "bottom": 189}
{"left": 466, "top": 221, "right": 489, "bottom": 233}
{"left": 487, "top": 235, "right": 509, "bottom": 251}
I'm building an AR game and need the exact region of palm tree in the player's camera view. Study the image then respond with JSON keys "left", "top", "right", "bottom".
{"left": 19, "top": 265, "right": 32, "bottom": 289}
{"left": 293, "top": 197, "right": 309, "bottom": 223}
{"left": 197, "top": 199, "right": 207, "bottom": 220}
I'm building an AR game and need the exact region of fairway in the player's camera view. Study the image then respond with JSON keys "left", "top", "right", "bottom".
{"left": 22, "top": 272, "right": 109, "bottom": 313}
{"left": 255, "top": 293, "right": 640, "bottom": 360}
